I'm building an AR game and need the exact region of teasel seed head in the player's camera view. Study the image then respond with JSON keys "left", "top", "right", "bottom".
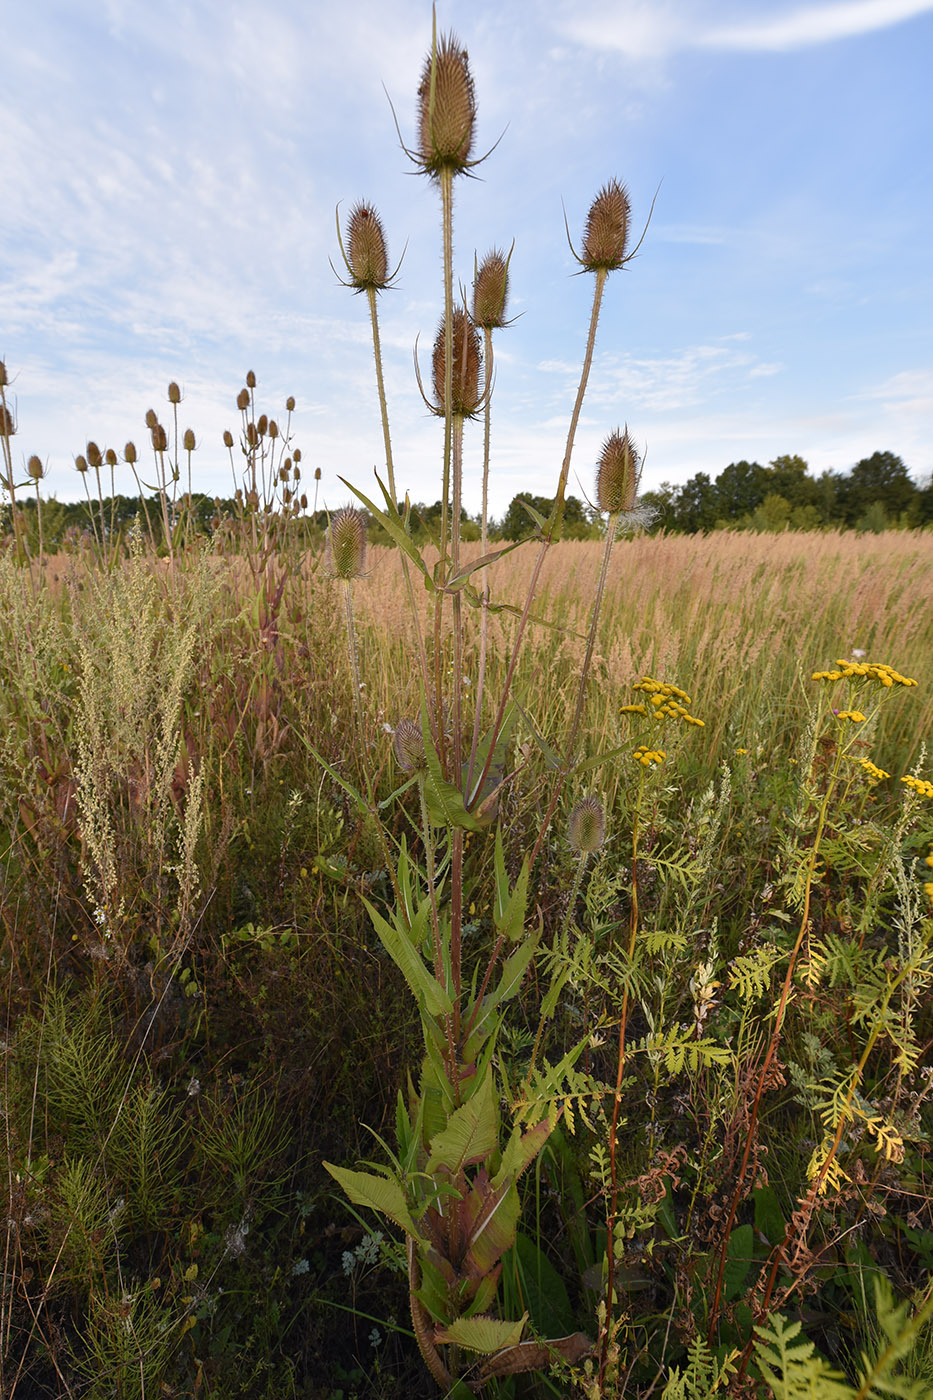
{"left": 393, "top": 718, "right": 426, "bottom": 772}
{"left": 300, "top": 492, "right": 308, "bottom": 510}
{"left": 246, "top": 370, "right": 256, "bottom": 389}
{"left": 167, "top": 380, "right": 181, "bottom": 404}
{"left": 223, "top": 429, "right": 234, "bottom": 448}
{"left": 596, "top": 427, "right": 640, "bottom": 514}
{"left": 431, "top": 307, "right": 482, "bottom": 415}
{"left": 151, "top": 423, "right": 168, "bottom": 452}
{"left": 124, "top": 441, "right": 137, "bottom": 464}
{"left": 473, "top": 247, "right": 511, "bottom": 329}
{"left": 325, "top": 506, "right": 367, "bottom": 579}
{"left": 236, "top": 388, "right": 250, "bottom": 411}
{"left": 568, "top": 795, "right": 606, "bottom": 853}
{"left": 0, "top": 405, "right": 15, "bottom": 437}
{"left": 27, "top": 454, "right": 44, "bottom": 481}
{"left": 256, "top": 414, "right": 267, "bottom": 437}
{"left": 105, "top": 447, "right": 117, "bottom": 467}
{"left": 75, "top": 454, "right": 89, "bottom": 473}
{"left": 279, "top": 465, "right": 289, "bottom": 483}
{"left": 581, "top": 179, "right": 631, "bottom": 272}
{"left": 345, "top": 201, "right": 390, "bottom": 290}
{"left": 268, "top": 419, "right": 278, "bottom": 439}
{"left": 86, "top": 440, "right": 102, "bottom": 469}
{"left": 314, "top": 466, "right": 321, "bottom": 481}
{"left": 416, "top": 30, "right": 476, "bottom": 178}
{"left": 145, "top": 408, "right": 158, "bottom": 430}
{"left": 183, "top": 428, "right": 196, "bottom": 451}
{"left": 293, "top": 465, "right": 301, "bottom": 482}
{"left": 286, "top": 395, "right": 295, "bottom": 412}
{"left": 0, "top": 360, "right": 7, "bottom": 387}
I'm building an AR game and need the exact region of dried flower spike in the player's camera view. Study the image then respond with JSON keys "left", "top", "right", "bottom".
{"left": 325, "top": 506, "right": 367, "bottom": 579}
{"left": 581, "top": 179, "right": 631, "bottom": 272}
{"left": 431, "top": 307, "right": 482, "bottom": 415}
{"left": 569, "top": 796, "right": 606, "bottom": 854}
{"left": 393, "top": 718, "right": 426, "bottom": 772}
{"left": 473, "top": 248, "right": 510, "bottom": 329}
{"left": 344, "top": 202, "right": 390, "bottom": 291}
{"left": 596, "top": 428, "right": 640, "bottom": 514}
{"left": 417, "top": 30, "right": 476, "bottom": 178}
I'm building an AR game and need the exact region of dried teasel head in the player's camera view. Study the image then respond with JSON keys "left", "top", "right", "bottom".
{"left": 472, "top": 247, "right": 511, "bottom": 329}
{"left": 75, "top": 454, "right": 89, "bottom": 473}
{"left": 325, "top": 506, "right": 367, "bottom": 580}
{"left": 144, "top": 408, "right": 158, "bottom": 430}
{"left": 246, "top": 370, "right": 256, "bottom": 389}
{"left": 431, "top": 307, "right": 482, "bottom": 416}
{"left": 286, "top": 395, "right": 295, "bottom": 412}
{"left": 105, "top": 448, "right": 118, "bottom": 467}
{"left": 86, "top": 440, "right": 102, "bottom": 469}
{"left": 27, "top": 455, "right": 44, "bottom": 481}
{"left": 151, "top": 423, "right": 168, "bottom": 452}
{"left": 0, "top": 360, "right": 7, "bottom": 388}
{"left": 416, "top": 29, "right": 476, "bottom": 178}
{"left": 596, "top": 428, "right": 641, "bottom": 514}
{"left": 0, "top": 405, "right": 15, "bottom": 437}
{"left": 124, "top": 441, "right": 137, "bottom": 464}
{"left": 167, "top": 381, "right": 181, "bottom": 404}
{"left": 344, "top": 201, "right": 390, "bottom": 291}
{"left": 236, "top": 388, "right": 250, "bottom": 411}
{"left": 393, "top": 718, "right": 426, "bottom": 773}
{"left": 223, "top": 429, "right": 234, "bottom": 449}
{"left": 568, "top": 795, "right": 606, "bottom": 854}
{"left": 580, "top": 179, "right": 631, "bottom": 272}
{"left": 183, "top": 428, "right": 196, "bottom": 452}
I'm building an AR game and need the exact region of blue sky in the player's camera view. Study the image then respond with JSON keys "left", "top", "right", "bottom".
{"left": 3, "top": 0, "right": 932, "bottom": 518}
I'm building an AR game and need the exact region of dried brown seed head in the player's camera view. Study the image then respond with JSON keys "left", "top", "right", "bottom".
{"left": 236, "top": 388, "right": 250, "bottom": 411}
{"left": 596, "top": 428, "right": 640, "bottom": 514}
{"left": 473, "top": 248, "right": 510, "bottom": 329}
{"left": 300, "top": 493, "right": 308, "bottom": 510}
{"left": 581, "top": 179, "right": 631, "bottom": 272}
{"left": 168, "top": 381, "right": 181, "bottom": 404}
{"left": 246, "top": 370, "right": 256, "bottom": 389}
{"left": 345, "top": 202, "right": 390, "bottom": 290}
{"left": 268, "top": 419, "right": 278, "bottom": 439}
{"left": 293, "top": 447, "right": 302, "bottom": 463}
{"left": 286, "top": 395, "right": 295, "bottom": 412}
{"left": 223, "top": 429, "right": 234, "bottom": 448}
{"left": 124, "top": 441, "right": 137, "bottom": 464}
{"left": 393, "top": 718, "right": 426, "bottom": 772}
{"left": 314, "top": 466, "right": 321, "bottom": 481}
{"left": 27, "top": 455, "right": 44, "bottom": 481}
{"left": 568, "top": 795, "right": 606, "bottom": 853}
{"left": 183, "top": 428, "right": 196, "bottom": 451}
{"left": 0, "top": 405, "right": 15, "bottom": 437}
{"left": 105, "top": 448, "right": 117, "bottom": 467}
{"left": 75, "top": 454, "right": 89, "bottom": 473}
{"left": 325, "top": 506, "right": 367, "bottom": 579}
{"left": 86, "top": 440, "right": 102, "bottom": 468}
{"left": 151, "top": 424, "right": 168, "bottom": 452}
{"left": 417, "top": 31, "right": 476, "bottom": 178}
{"left": 293, "top": 465, "right": 301, "bottom": 482}
{"left": 257, "top": 414, "right": 268, "bottom": 436}
{"left": 145, "top": 408, "right": 158, "bottom": 430}
{"left": 0, "top": 361, "right": 7, "bottom": 387}
{"left": 432, "top": 307, "right": 482, "bottom": 415}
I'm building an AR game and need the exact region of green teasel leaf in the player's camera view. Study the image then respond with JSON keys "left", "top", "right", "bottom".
{"left": 462, "top": 1179, "right": 521, "bottom": 1276}
{"left": 426, "top": 1070, "right": 499, "bottom": 1176}
{"left": 513, "top": 698, "right": 562, "bottom": 770}
{"left": 323, "top": 1163, "right": 421, "bottom": 1241}
{"left": 295, "top": 737, "right": 369, "bottom": 816}
{"left": 492, "top": 1118, "right": 553, "bottom": 1192}
{"left": 491, "top": 825, "right": 530, "bottom": 941}
{"left": 461, "top": 1264, "right": 503, "bottom": 1319}
{"left": 515, "top": 497, "right": 549, "bottom": 532}
{"left": 362, "top": 896, "right": 452, "bottom": 1018}
{"left": 444, "top": 540, "right": 527, "bottom": 592}
{"left": 420, "top": 696, "right": 483, "bottom": 831}
{"left": 435, "top": 1313, "right": 527, "bottom": 1354}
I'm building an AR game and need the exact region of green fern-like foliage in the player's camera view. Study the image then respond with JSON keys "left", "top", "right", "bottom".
{"left": 755, "top": 1277, "right": 933, "bottom": 1400}
{"left": 661, "top": 1335, "right": 736, "bottom": 1399}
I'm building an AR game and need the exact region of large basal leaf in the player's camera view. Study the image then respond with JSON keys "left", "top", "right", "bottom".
{"left": 323, "top": 1163, "right": 420, "bottom": 1241}
{"left": 425, "top": 1069, "right": 499, "bottom": 1176}
{"left": 461, "top": 1178, "right": 521, "bottom": 1277}
{"left": 434, "top": 1313, "right": 527, "bottom": 1355}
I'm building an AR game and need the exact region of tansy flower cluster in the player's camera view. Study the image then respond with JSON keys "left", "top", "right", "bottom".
{"left": 924, "top": 845, "right": 933, "bottom": 907}
{"left": 902, "top": 774, "right": 933, "bottom": 800}
{"left": 620, "top": 677, "right": 705, "bottom": 727}
{"left": 633, "top": 746, "right": 665, "bottom": 767}
{"left": 851, "top": 757, "right": 890, "bottom": 783}
{"left": 812, "top": 660, "right": 918, "bottom": 688}
{"left": 835, "top": 710, "right": 866, "bottom": 723}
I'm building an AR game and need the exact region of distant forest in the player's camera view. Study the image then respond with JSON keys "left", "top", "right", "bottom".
{"left": 2, "top": 449, "right": 931, "bottom": 551}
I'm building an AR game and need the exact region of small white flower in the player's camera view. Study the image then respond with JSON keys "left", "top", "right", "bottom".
{"left": 291, "top": 1257, "right": 310, "bottom": 1276}
{"left": 369, "top": 1327, "right": 382, "bottom": 1349}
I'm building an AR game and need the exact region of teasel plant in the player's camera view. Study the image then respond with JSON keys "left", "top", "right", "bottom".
{"left": 321, "top": 10, "right": 656, "bottom": 1389}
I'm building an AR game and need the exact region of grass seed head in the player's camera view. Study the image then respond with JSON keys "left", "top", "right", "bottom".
{"left": 432, "top": 307, "right": 482, "bottom": 415}
{"left": 569, "top": 795, "right": 606, "bottom": 853}
{"left": 473, "top": 248, "right": 510, "bottom": 329}
{"left": 581, "top": 178, "right": 631, "bottom": 271}
{"left": 417, "top": 31, "right": 476, "bottom": 178}
{"left": 325, "top": 506, "right": 367, "bottom": 579}
{"left": 345, "top": 202, "right": 390, "bottom": 291}
{"left": 597, "top": 427, "right": 640, "bottom": 514}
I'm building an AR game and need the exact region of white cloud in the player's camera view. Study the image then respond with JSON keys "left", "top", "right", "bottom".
{"left": 705, "top": 0, "right": 933, "bottom": 51}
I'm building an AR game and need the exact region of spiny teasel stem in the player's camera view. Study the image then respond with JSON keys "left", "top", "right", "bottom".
{"left": 365, "top": 284, "right": 434, "bottom": 733}
{"left": 467, "top": 325, "right": 495, "bottom": 795}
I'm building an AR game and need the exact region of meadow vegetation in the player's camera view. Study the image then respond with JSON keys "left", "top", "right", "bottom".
{"left": 2, "top": 15, "right": 933, "bottom": 1400}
